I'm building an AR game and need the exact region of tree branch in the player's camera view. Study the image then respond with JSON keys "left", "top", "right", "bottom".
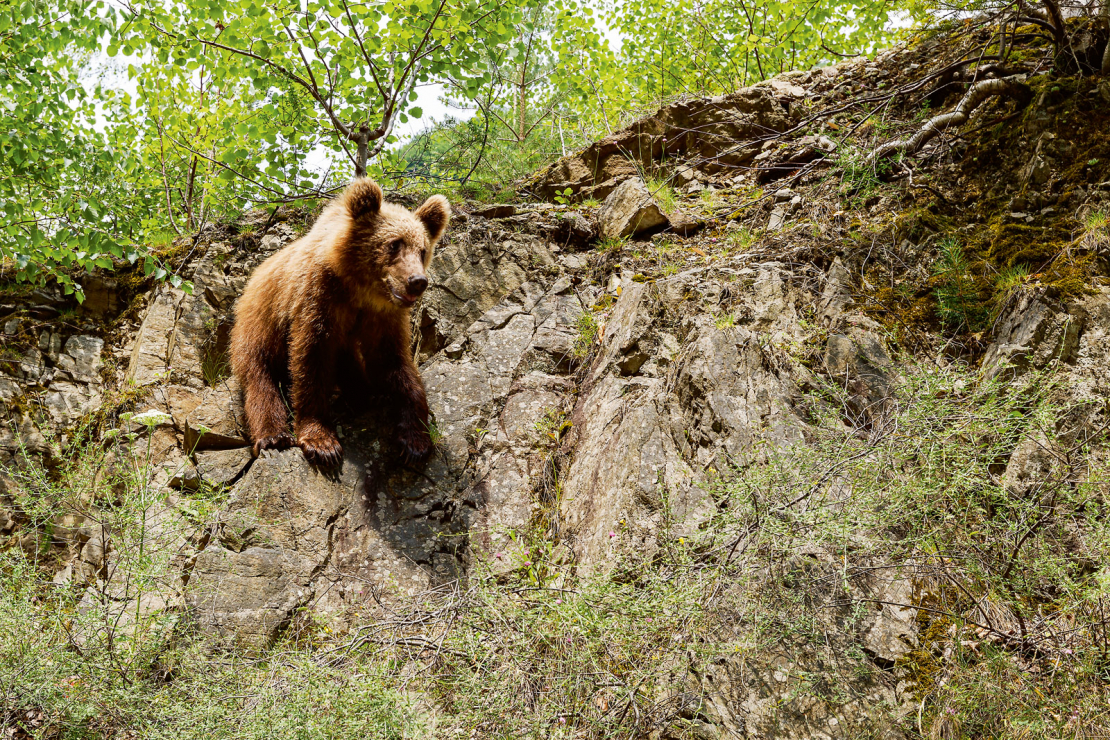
{"left": 869, "top": 76, "right": 1032, "bottom": 164}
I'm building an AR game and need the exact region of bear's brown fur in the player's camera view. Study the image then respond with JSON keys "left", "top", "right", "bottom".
{"left": 230, "top": 178, "right": 450, "bottom": 467}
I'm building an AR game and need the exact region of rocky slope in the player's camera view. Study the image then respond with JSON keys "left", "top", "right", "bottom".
{"left": 4, "top": 20, "right": 1110, "bottom": 739}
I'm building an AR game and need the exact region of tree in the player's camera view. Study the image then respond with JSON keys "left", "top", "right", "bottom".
{"left": 111, "top": 43, "right": 332, "bottom": 234}
{"left": 0, "top": 1, "right": 176, "bottom": 301}
{"left": 129, "top": 0, "right": 529, "bottom": 180}
{"left": 607, "top": 0, "right": 900, "bottom": 105}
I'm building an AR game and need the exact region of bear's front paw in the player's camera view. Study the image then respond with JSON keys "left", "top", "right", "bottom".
{"left": 397, "top": 420, "right": 434, "bottom": 464}
{"left": 254, "top": 432, "right": 296, "bottom": 455}
{"left": 298, "top": 427, "right": 344, "bottom": 468}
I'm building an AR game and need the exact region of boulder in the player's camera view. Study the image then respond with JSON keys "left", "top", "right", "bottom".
{"left": 528, "top": 84, "right": 795, "bottom": 200}
{"left": 549, "top": 211, "right": 595, "bottom": 248}
{"left": 43, "top": 381, "right": 102, "bottom": 425}
{"left": 472, "top": 204, "right": 516, "bottom": 219}
{"left": 596, "top": 178, "right": 669, "bottom": 240}
{"left": 824, "top": 325, "right": 895, "bottom": 428}
{"left": 195, "top": 447, "right": 253, "bottom": 487}
{"left": 55, "top": 335, "right": 103, "bottom": 382}
{"left": 981, "top": 290, "right": 1081, "bottom": 380}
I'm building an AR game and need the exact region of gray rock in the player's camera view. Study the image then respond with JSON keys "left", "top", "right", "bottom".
{"left": 43, "top": 381, "right": 102, "bottom": 425}
{"left": 862, "top": 576, "right": 919, "bottom": 663}
{"left": 825, "top": 327, "right": 894, "bottom": 428}
{"left": 127, "top": 253, "right": 241, "bottom": 388}
{"left": 10, "top": 348, "right": 45, "bottom": 382}
{"left": 531, "top": 84, "right": 794, "bottom": 200}
{"left": 38, "top": 330, "right": 62, "bottom": 362}
{"left": 1002, "top": 432, "right": 1061, "bottom": 498}
{"left": 189, "top": 544, "right": 317, "bottom": 650}
{"left": 55, "top": 335, "right": 104, "bottom": 382}
{"left": 982, "top": 290, "right": 1080, "bottom": 380}
{"left": 0, "top": 375, "right": 22, "bottom": 403}
{"left": 596, "top": 178, "right": 670, "bottom": 240}
{"left": 195, "top": 447, "right": 253, "bottom": 487}
{"left": 184, "top": 380, "right": 249, "bottom": 451}
{"left": 416, "top": 227, "right": 554, "bottom": 362}
{"left": 1022, "top": 153, "right": 1050, "bottom": 188}
{"left": 550, "top": 211, "right": 595, "bottom": 248}
{"left": 818, "top": 258, "right": 855, "bottom": 327}
{"left": 561, "top": 274, "right": 805, "bottom": 572}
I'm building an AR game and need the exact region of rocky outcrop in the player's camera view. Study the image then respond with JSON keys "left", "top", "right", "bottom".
{"left": 0, "top": 328, "right": 105, "bottom": 427}
{"left": 0, "top": 194, "right": 924, "bottom": 734}
{"left": 159, "top": 218, "right": 589, "bottom": 646}
{"left": 559, "top": 265, "right": 807, "bottom": 571}
{"left": 526, "top": 80, "right": 805, "bottom": 201}
{"left": 981, "top": 289, "right": 1082, "bottom": 381}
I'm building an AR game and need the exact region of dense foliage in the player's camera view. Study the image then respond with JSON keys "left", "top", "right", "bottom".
{"left": 0, "top": 0, "right": 924, "bottom": 295}
{"left": 0, "top": 1, "right": 170, "bottom": 301}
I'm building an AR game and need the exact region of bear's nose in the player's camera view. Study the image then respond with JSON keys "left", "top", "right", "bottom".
{"left": 407, "top": 275, "right": 428, "bottom": 296}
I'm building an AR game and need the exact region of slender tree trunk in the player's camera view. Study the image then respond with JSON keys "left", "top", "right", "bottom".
{"left": 184, "top": 157, "right": 198, "bottom": 230}
{"left": 1039, "top": 0, "right": 1068, "bottom": 65}
{"left": 517, "top": 64, "right": 527, "bottom": 145}
{"left": 354, "top": 125, "right": 370, "bottom": 178}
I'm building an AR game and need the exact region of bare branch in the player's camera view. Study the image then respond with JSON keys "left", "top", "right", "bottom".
{"left": 869, "top": 75, "right": 1032, "bottom": 164}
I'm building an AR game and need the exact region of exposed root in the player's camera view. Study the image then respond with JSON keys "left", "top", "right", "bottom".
{"left": 869, "top": 76, "right": 1033, "bottom": 165}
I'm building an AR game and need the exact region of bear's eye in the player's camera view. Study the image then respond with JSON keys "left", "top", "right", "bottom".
{"left": 420, "top": 248, "right": 427, "bottom": 263}
{"left": 389, "top": 239, "right": 404, "bottom": 253}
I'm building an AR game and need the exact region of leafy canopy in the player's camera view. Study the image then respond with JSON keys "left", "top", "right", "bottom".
{"left": 0, "top": 1, "right": 184, "bottom": 300}
{"left": 1, "top": 0, "right": 909, "bottom": 298}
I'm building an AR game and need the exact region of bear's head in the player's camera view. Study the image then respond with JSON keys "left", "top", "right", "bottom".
{"left": 339, "top": 178, "right": 451, "bottom": 310}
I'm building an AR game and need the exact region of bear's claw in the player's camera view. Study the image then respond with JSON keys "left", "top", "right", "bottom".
{"left": 398, "top": 422, "right": 433, "bottom": 464}
{"left": 298, "top": 429, "right": 344, "bottom": 468}
{"left": 254, "top": 433, "right": 296, "bottom": 455}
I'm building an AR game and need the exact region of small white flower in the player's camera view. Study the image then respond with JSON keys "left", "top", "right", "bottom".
{"left": 131, "top": 409, "right": 171, "bottom": 427}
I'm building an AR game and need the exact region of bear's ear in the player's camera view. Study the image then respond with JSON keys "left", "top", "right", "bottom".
{"left": 414, "top": 194, "right": 451, "bottom": 243}
{"left": 345, "top": 177, "right": 383, "bottom": 221}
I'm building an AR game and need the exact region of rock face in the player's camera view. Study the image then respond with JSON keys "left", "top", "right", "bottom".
{"left": 174, "top": 221, "right": 590, "bottom": 646}
{"left": 0, "top": 195, "right": 931, "bottom": 732}
{"left": 528, "top": 83, "right": 800, "bottom": 201}
{"left": 0, "top": 330, "right": 105, "bottom": 431}
{"left": 559, "top": 268, "right": 806, "bottom": 571}
{"left": 981, "top": 289, "right": 1081, "bottom": 380}
{"left": 595, "top": 177, "right": 670, "bottom": 239}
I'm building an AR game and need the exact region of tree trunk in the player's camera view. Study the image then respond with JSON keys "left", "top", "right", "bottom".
{"left": 184, "top": 157, "right": 198, "bottom": 230}
{"left": 1039, "top": 0, "right": 1068, "bottom": 67}
{"left": 354, "top": 125, "right": 371, "bottom": 178}
{"left": 517, "top": 64, "right": 527, "bottom": 146}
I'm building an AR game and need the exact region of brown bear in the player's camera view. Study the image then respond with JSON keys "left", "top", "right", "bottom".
{"left": 230, "top": 178, "right": 450, "bottom": 467}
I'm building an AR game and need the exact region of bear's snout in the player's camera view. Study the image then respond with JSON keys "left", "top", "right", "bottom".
{"left": 407, "top": 275, "right": 428, "bottom": 296}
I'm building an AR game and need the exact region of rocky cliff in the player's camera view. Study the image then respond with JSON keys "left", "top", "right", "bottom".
{"left": 4, "top": 21, "right": 1110, "bottom": 740}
